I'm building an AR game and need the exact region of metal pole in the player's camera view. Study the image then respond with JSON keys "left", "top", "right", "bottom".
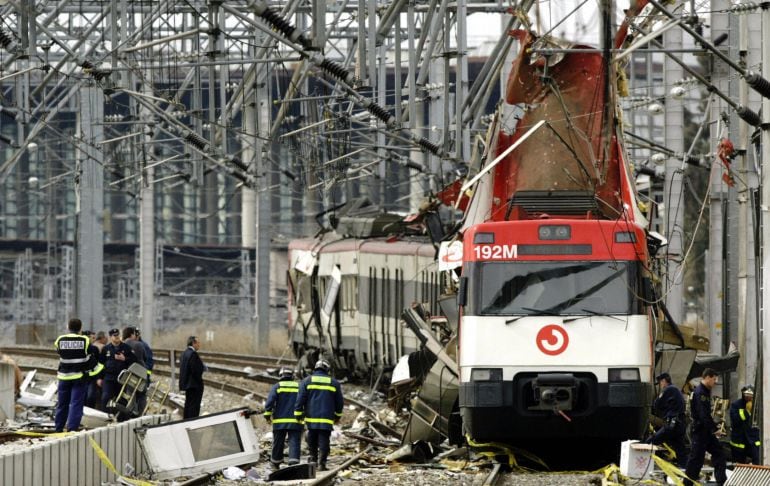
{"left": 663, "top": 19, "right": 684, "bottom": 326}
{"left": 139, "top": 82, "right": 156, "bottom": 345}
{"left": 737, "top": 2, "right": 750, "bottom": 391}
{"left": 708, "top": 0, "right": 729, "bottom": 358}
{"left": 75, "top": 85, "right": 105, "bottom": 329}
{"left": 254, "top": 27, "right": 272, "bottom": 353}
{"left": 759, "top": 0, "right": 770, "bottom": 464}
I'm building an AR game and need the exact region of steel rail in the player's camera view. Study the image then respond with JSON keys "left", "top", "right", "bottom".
{"left": 5, "top": 346, "right": 376, "bottom": 412}
{"left": 482, "top": 462, "right": 503, "bottom": 486}
{"left": 307, "top": 447, "right": 371, "bottom": 486}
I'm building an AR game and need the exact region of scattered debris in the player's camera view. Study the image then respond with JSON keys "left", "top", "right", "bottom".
{"left": 267, "top": 462, "right": 316, "bottom": 481}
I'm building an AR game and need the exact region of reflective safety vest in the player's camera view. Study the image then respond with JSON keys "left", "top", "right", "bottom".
{"left": 295, "top": 372, "right": 344, "bottom": 430}
{"left": 54, "top": 333, "right": 91, "bottom": 381}
{"left": 730, "top": 398, "right": 761, "bottom": 449}
{"left": 264, "top": 380, "right": 302, "bottom": 430}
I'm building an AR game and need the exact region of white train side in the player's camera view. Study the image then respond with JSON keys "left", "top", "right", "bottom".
{"left": 287, "top": 235, "right": 442, "bottom": 376}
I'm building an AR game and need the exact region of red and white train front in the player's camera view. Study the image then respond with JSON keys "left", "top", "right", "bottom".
{"left": 458, "top": 219, "right": 654, "bottom": 442}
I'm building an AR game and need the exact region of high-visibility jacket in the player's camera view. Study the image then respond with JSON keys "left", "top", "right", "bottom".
{"left": 54, "top": 333, "right": 102, "bottom": 381}
{"left": 264, "top": 380, "right": 303, "bottom": 430}
{"left": 295, "top": 371, "right": 344, "bottom": 430}
{"left": 730, "top": 398, "right": 761, "bottom": 450}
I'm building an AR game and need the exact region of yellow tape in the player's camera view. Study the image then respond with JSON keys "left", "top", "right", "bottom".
{"left": 651, "top": 454, "right": 696, "bottom": 486}
{"left": 465, "top": 435, "right": 547, "bottom": 470}
{"left": 88, "top": 436, "right": 157, "bottom": 486}
{"left": 15, "top": 430, "right": 73, "bottom": 438}
{"left": 660, "top": 442, "right": 677, "bottom": 462}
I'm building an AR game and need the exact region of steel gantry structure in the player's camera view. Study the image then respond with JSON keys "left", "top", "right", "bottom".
{"left": 0, "top": 0, "right": 533, "bottom": 346}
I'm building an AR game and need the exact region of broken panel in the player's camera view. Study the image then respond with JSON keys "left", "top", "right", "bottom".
{"left": 135, "top": 407, "right": 259, "bottom": 480}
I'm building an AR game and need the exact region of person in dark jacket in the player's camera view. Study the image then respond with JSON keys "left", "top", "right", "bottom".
{"left": 264, "top": 368, "right": 303, "bottom": 469}
{"left": 123, "top": 326, "right": 148, "bottom": 416}
{"left": 647, "top": 372, "right": 687, "bottom": 466}
{"left": 85, "top": 331, "right": 106, "bottom": 410}
{"left": 729, "top": 385, "right": 760, "bottom": 464}
{"left": 98, "top": 327, "right": 136, "bottom": 417}
{"left": 179, "top": 336, "right": 206, "bottom": 419}
{"left": 53, "top": 318, "right": 103, "bottom": 432}
{"left": 136, "top": 328, "right": 154, "bottom": 382}
{"left": 295, "top": 359, "right": 344, "bottom": 471}
{"left": 683, "top": 368, "right": 727, "bottom": 486}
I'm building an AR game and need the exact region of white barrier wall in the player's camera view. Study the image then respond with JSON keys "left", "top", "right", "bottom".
{"left": 0, "top": 415, "right": 167, "bottom": 486}
{"left": 0, "top": 363, "right": 14, "bottom": 420}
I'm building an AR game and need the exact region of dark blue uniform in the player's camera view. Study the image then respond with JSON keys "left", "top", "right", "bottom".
{"left": 649, "top": 383, "right": 687, "bottom": 466}
{"left": 684, "top": 383, "right": 727, "bottom": 486}
{"left": 729, "top": 397, "right": 760, "bottom": 464}
{"left": 295, "top": 371, "right": 344, "bottom": 468}
{"left": 54, "top": 333, "right": 103, "bottom": 432}
{"left": 264, "top": 380, "right": 303, "bottom": 466}
{"left": 99, "top": 342, "right": 136, "bottom": 415}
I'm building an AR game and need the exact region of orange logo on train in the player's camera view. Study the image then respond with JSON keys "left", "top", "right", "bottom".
{"left": 536, "top": 325, "right": 569, "bottom": 356}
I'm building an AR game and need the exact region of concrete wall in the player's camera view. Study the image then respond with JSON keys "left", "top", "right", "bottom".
{"left": 0, "top": 415, "right": 167, "bottom": 486}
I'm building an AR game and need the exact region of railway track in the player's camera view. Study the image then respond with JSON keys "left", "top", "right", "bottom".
{"left": 2, "top": 345, "right": 295, "bottom": 375}
{"left": 483, "top": 462, "right": 504, "bottom": 486}
{"left": 6, "top": 345, "right": 378, "bottom": 413}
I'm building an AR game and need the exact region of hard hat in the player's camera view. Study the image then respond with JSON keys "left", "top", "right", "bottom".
{"left": 314, "top": 359, "right": 331, "bottom": 373}
{"left": 279, "top": 367, "right": 294, "bottom": 380}
{"left": 741, "top": 385, "right": 755, "bottom": 396}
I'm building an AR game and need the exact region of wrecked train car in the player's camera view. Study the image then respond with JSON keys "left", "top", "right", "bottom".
{"left": 287, "top": 228, "right": 448, "bottom": 378}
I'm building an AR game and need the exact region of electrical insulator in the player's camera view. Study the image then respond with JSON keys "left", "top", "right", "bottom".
{"left": 670, "top": 86, "right": 686, "bottom": 100}
{"left": 730, "top": 2, "right": 760, "bottom": 14}
{"left": 647, "top": 103, "right": 664, "bottom": 114}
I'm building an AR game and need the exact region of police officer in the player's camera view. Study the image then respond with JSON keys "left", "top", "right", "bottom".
{"left": 123, "top": 326, "right": 148, "bottom": 416}
{"left": 54, "top": 318, "right": 103, "bottom": 432}
{"left": 264, "top": 368, "right": 303, "bottom": 469}
{"left": 729, "top": 385, "right": 761, "bottom": 464}
{"left": 98, "top": 327, "right": 136, "bottom": 418}
{"left": 295, "top": 359, "right": 344, "bottom": 471}
{"left": 683, "top": 368, "right": 727, "bottom": 486}
{"left": 648, "top": 372, "right": 686, "bottom": 467}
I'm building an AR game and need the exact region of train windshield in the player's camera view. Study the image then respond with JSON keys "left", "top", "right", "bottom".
{"left": 471, "top": 261, "right": 639, "bottom": 316}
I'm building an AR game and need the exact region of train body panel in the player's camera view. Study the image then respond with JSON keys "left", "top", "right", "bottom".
{"left": 459, "top": 315, "right": 652, "bottom": 381}
{"left": 288, "top": 235, "right": 440, "bottom": 376}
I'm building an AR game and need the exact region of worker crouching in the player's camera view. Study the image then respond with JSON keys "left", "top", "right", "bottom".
{"left": 264, "top": 368, "right": 303, "bottom": 469}
{"left": 729, "top": 385, "right": 761, "bottom": 464}
{"left": 294, "top": 359, "right": 344, "bottom": 471}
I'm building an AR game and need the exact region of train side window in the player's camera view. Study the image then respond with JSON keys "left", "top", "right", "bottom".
{"left": 341, "top": 275, "right": 358, "bottom": 312}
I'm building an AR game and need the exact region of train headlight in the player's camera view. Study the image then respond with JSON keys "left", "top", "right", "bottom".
{"left": 538, "top": 225, "right": 570, "bottom": 240}
{"left": 608, "top": 368, "right": 640, "bottom": 382}
{"left": 473, "top": 232, "right": 495, "bottom": 244}
{"left": 471, "top": 368, "right": 502, "bottom": 381}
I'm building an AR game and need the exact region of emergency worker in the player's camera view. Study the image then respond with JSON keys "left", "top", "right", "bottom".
{"left": 264, "top": 368, "right": 303, "bottom": 469}
{"left": 85, "top": 331, "right": 106, "bottom": 409}
{"left": 683, "top": 368, "right": 727, "bottom": 486}
{"left": 123, "top": 326, "right": 147, "bottom": 415}
{"left": 54, "top": 318, "right": 103, "bottom": 432}
{"left": 98, "top": 327, "right": 136, "bottom": 417}
{"left": 136, "top": 328, "right": 154, "bottom": 392}
{"left": 647, "top": 372, "right": 686, "bottom": 467}
{"left": 295, "top": 359, "right": 344, "bottom": 471}
{"left": 729, "top": 385, "right": 761, "bottom": 464}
